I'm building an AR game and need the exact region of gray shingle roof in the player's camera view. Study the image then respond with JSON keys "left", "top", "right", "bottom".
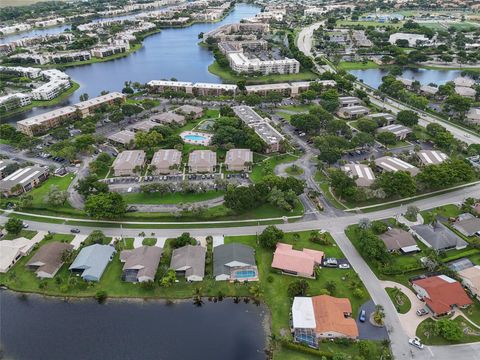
{"left": 120, "top": 246, "right": 163, "bottom": 282}
{"left": 412, "top": 223, "right": 468, "bottom": 250}
{"left": 213, "top": 243, "right": 256, "bottom": 277}
{"left": 170, "top": 245, "right": 206, "bottom": 279}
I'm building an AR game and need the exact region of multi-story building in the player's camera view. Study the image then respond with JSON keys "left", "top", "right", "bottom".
{"left": 228, "top": 52, "right": 300, "bottom": 75}
{"left": 151, "top": 149, "right": 182, "bottom": 174}
{"left": 0, "top": 166, "right": 49, "bottom": 197}
{"left": 75, "top": 92, "right": 125, "bottom": 117}
{"left": 0, "top": 93, "right": 31, "bottom": 112}
{"left": 17, "top": 106, "right": 78, "bottom": 136}
{"left": 112, "top": 150, "right": 146, "bottom": 177}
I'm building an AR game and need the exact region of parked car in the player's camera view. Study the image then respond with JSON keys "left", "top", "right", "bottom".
{"left": 416, "top": 294, "right": 425, "bottom": 302}
{"left": 70, "top": 228, "right": 80, "bottom": 234}
{"left": 339, "top": 263, "right": 350, "bottom": 269}
{"left": 409, "top": 338, "right": 424, "bottom": 349}
{"left": 22, "top": 223, "right": 29, "bottom": 228}
{"left": 359, "top": 310, "right": 366, "bottom": 322}
{"left": 416, "top": 308, "right": 428, "bottom": 316}
{"left": 323, "top": 258, "right": 338, "bottom": 268}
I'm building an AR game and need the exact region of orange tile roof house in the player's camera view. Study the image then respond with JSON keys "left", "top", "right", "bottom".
{"left": 292, "top": 295, "right": 359, "bottom": 347}
{"left": 271, "top": 243, "right": 324, "bottom": 278}
{"left": 412, "top": 275, "right": 472, "bottom": 316}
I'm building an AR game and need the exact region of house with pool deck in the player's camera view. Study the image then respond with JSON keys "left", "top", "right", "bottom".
{"left": 213, "top": 243, "right": 258, "bottom": 281}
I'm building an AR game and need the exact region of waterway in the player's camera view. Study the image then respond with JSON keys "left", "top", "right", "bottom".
{"left": 349, "top": 67, "right": 463, "bottom": 89}
{"left": 3, "top": 3, "right": 260, "bottom": 123}
{"left": 0, "top": 290, "right": 267, "bottom": 360}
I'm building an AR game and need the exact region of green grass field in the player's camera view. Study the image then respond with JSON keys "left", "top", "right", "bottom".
{"left": 386, "top": 287, "right": 411, "bottom": 314}
{"left": 338, "top": 61, "right": 380, "bottom": 70}
{"left": 251, "top": 154, "right": 298, "bottom": 183}
{"left": 416, "top": 316, "right": 480, "bottom": 345}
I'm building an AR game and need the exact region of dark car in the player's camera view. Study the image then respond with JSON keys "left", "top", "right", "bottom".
{"left": 359, "top": 310, "right": 366, "bottom": 322}
{"left": 70, "top": 228, "right": 80, "bottom": 234}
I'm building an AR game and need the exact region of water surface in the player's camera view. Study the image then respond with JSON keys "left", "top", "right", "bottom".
{"left": 0, "top": 290, "right": 267, "bottom": 360}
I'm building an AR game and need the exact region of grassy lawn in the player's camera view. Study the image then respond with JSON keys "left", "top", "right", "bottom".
{"left": 416, "top": 316, "right": 480, "bottom": 345}
{"left": 142, "top": 238, "right": 157, "bottom": 246}
{"left": 285, "top": 165, "right": 304, "bottom": 176}
{"left": 251, "top": 154, "right": 298, "bottom": 183}
{"left": 315, "top": 171, "right": 348, "bottom": 210}
{"left": 386, "top": 287, "right": 411, "bottom": 314}
{"left": 208, "top": 61, "right": 318, "bottom": 84}
{"left": 122, "top": 190, "right": 224, "bottom": 205}
{"left": 337, "top": 20, "right": 403, "bottom": 28}
{"left": 276, "top": 111, "right": 293, "bottom": 121}
{"left": 2, "top": 229, "right": 37, "bottom": 240}
{"left": 278, "top": 104, "right": 314, "bottom": 113}
{"left": 386, "top": 140, "right": 411, "bottom": 149}
{"left": 226, "top": 231, "right": 369, "bottom": 336}
{"left": 338, "top": 61, "right": 379, "bottom": 70}
{"left": 421, "top": 204, "right": 461, "bottom": 224}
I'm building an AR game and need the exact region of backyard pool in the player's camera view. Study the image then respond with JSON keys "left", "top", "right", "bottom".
{"left": 235, "top": 270, "right": 257, "bottom": 279}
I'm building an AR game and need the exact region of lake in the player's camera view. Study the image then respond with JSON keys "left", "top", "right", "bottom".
{"left": 349, "top": 67, "right": 463, "bottom": 89}
{"left": 0, "top": 290, "right": 268, "bottom": 360}
{"left": 3, "top": 3, "right": 260, "bottom": 123}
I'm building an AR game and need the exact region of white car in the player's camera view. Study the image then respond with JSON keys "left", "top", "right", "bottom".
{"left": 409, "top": 338, "right": 424, "bottom": 350}
{"left": 339, "top": 264, "right": 350, "bottom": 269}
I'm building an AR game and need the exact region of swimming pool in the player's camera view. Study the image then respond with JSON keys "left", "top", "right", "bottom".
{"left": 185, "top": 134, "right": 207, "bottom": 141}
{"left": 235, "top": 270, "right": 257, "bottom": 279}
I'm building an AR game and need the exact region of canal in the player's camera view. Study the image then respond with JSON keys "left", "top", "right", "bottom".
{"left": 3, "top": 3, "right": 260, "bottom": 123}
{"left": 348, "top": 67, "right": 463, "bottom": 89}
{"left": 0, "top": 290, "right": 268, "bottom": 360}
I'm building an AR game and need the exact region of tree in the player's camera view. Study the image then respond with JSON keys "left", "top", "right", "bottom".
{"left": 373, "top": 304, "right": 385, "bottom": 325}
{"left": 44, "top": 185, "right": 68, "bottom": 206}
{"left": 375, "top": 171, "right": 416, "bottom": 198}
{"left": 357, "top": 230, "right": 391, "bottom": 264}
{"left": 329, "top": 168, "right": 357, "bottom": 200}
{"left": 84, "top": 192, "right": 127, "bottom": 219}
{"left": 259, "top": 225, "right": 284, "bottom": 249}
{"left": 5, "top": 218, "right": 23, "bottom": 234}
{"left": 396, "top": 110, "right": 419, "bottom": 126}
{"left": 356, "top": 118, "right": 379, "bottom": 133}
{"left": 287, "top": 279, "right": 309, "bottom": 297}
{"left": 171, "top": 232, "right": 196, "bottom": 248}
{"left": 376, "top": 131, "right": 397, "bottom": 146}
{"left": 405, "top": 205, "right": 419, "bottom": 221}
{"left": 160, "top": 269, "right": 177, "bottom": 287}
{"left": 75, "top": 175, "right": 109, "bottom": 198}
{"left": 435, "top": 319, "right": 462, "bottom": 341}
{"left": 85, "top": 230, "right": 107, "bottom": 245}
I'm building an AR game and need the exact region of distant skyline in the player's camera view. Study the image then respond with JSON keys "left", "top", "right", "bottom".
{"left": 1, "top": 0, "right": 68, "bottom": 8}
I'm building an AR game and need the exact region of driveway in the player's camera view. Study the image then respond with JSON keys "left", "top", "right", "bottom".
{"left": 357, "top": 300, "right": 389, "bottom": 340}
{"left": 381, "top": 280, "right": 429, "bottom": 338}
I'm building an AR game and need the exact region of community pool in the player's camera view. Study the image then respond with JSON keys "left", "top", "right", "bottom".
{"left": 235, "top": 270, "right": 257, "bottom": 279}
{"left": 185, "top": 135, "right": 208, "bottom": 141}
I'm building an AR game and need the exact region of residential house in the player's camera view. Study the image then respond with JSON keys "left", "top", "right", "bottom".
{"left": 107, "top": 130, "right": 136, "bottom": 146}
{"left": 374, "top": 156, "right": 419, "bottom": 176}
{"left": 366, "top": 113, "right": 395, "bottom": 125}
{"left": 338, "top": 96, "right": 362, "bottom": 107}
{"left": 120, "top": 245, "right": 163, "bottom": 283}
{"left": 0, "top": 237, "right": 36, "bottom": 273}
{"left": 151, "top": 149, "right": 182, "bottom": 175}
{"left": 379, "top": 228, "right": 420, "bottom": 253}
{"left": 188, "top": 150, "right": 217, "bottom": 173}
{"left": 336, "top": 106, "right": 370, "bottom": 119}
{"left": 0, "top": 159, "right": 15, "bottom": 179}
{"left": 213, "top": 243, "right": 258, "bottom": 281}
{"left": 170, "top": 245, "right": 206, "bottom": 281}
{"left": 466, "top": 108, "right": 480, "bottom": 124}
{"left": 458, "top": 265, "right": 480, "bottom": 300}
{"left": 224, "top": 149, "right": 253, "bottom": 172}
{"left": 271, "top": 243, "right": 324, "bottom": 278}
{"left": 417, "top": 150, "right": 448, "bottom": 166}
{"left": 341, "top": 163, "right": 375, "bottom": 187}
{"left": 412, "top": 275, "right": 472, "bottom": 317}
{"left": 26, "top": 242, "right": 74, "bottom": 278}
{"left": 112, "top": 150, "right": 146, "bottom": 177}
{"left": 453, "top": 213, "right": 480, "bottom": 237}
{"left": 175, "top": 104, "right": 204, "bottom": 119}
{"left": 292, "top": 295, "right": 359, "bottom": 347}
{"left": 69, "top": 244, "right": 116, "bottom": 282}
{"left": 376, "top": 124, "right": 411, "bottom": 140}
{"left": 151, "top": 111, "right": 186, "bottom": 126}
{"left": 130, "top": 120, "right": 159, "bottom": 133}
{"left": 411, "top": 222, "right": 468, "bottom": 251}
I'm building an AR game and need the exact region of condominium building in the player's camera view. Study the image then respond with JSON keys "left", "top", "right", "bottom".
{"left": 376, "top": 124, "right": 412, "bottom": 140}
{"left": 31, "top": 79, "right": 71, "bottom": 101}
{"left": 107, "top": 130, "right": 136, "bottom": 146}
{"left": 91, "top": 44, "right": 129, "bottom": 58}
{"left": 0, "top": 166, "right": 49, "bottom": 196}
{"left": 188, "top": 150, "right": 217, "bottom": 173}
{"left": 374, "top": 156, "right": 419, "bottom": 176}
{"left": 0, "top": 65, "right": 41, "bottom": 78}
{"left": 17, "top": 106, "right": 78, "bottom": 136}
{"left": 151, "top": 149, "right": 182, "bottom": 174}
{"left": 224, "top": 149, "right": 253, "bottom": 172}
{"left": 228, "top": 52, "right": 300, "bottom": 75}
{"left": 232, "top": 105, "right": 284, "bottom": 153}
{"left": 193, "top": 83, "right": 238, "bottom": 96}
{"left": 75, "top": 92, "right": 125, "bottom": 117}
{"left": 341, "top": 164, "right": 375, "bottom": 187}
{"left": 112, "top": 150, "right": 146, "bottom": 176}
{"left": 0, "top": 93, "right": 31, "bottom": 111}
{"left": 150, "top": 111, "right": 186, "bottom": 126}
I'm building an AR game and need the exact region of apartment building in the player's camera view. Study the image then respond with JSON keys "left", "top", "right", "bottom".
{"left": 151, "top": 149, "right": 182, "bottom": 174}
{"left": 232, "top": 105, "right": 284, "bottom": 153}
{"left": 0, "top": 93, "right": 31, "bottom": 111}
{"left": 188, "top": 150, "right": 217, "bottom": 173}
{"left": 112, "top": 150, "right": 146, "bottom": 176}
{"left": 75, "top": 92, "right": 125, "bottom": 117}
{"left": 17, "top": 106, "right": 78, "bottom": 136}
{"left": 228, "top": 53, "right": 300, "bottom": 75}
{"left": 224, "top": 149, "right": 253, "bottom": 172}
{"left": 0, "top": 166, "right": 49, "bottom": 196}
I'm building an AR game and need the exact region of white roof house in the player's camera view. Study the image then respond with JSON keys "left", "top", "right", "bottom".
{"left": 418, "top": 150, "right": 448, "bottom": 165}
{"left": 0, "top": 237, "right": 35, "bottom": 273}
{"left": 388, "top": 33, "right": 430, "bottom": 47}
{"left": 374, "top": 156, "right": 419, "bottom": 176}
{"left": 467, "top": 108, "right": 480, "bottom": 124}
{"left": 292, "top": 297, "right": 316, "bottom": 329}
{"left": 342, "top": 164, "right": 375, "bottom": 187}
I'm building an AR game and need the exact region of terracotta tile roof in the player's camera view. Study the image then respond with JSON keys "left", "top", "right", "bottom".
{"left": 312, "top": 295, "right": 359, "bottom": 338}
{"left": 413, "top": 275, "right": 472, "bottom": 314}
{"left": 271, "top": 243, "right": 324, "bottom": 276}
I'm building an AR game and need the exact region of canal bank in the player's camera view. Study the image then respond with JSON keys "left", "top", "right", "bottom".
{"left": 0, "top": 290, "right": 268, "bottom": 360}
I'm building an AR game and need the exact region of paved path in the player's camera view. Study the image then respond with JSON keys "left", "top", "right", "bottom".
{"left": 31, "top": 231, "right": 47, "bottom": 244}
{"left": 155, "top": 237, "right": 167, "bottom": 248}
{"left": 381, "top": 280, "right": 428, "bottom": 338}
{"left": 133, "top": 237, "right": 144, "bottom": 248}
{"left": 129, "top": 196, "right": 224, "bottom": 213}
{"left": 71, "top": 234, "right": 88, "bottom": 250}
